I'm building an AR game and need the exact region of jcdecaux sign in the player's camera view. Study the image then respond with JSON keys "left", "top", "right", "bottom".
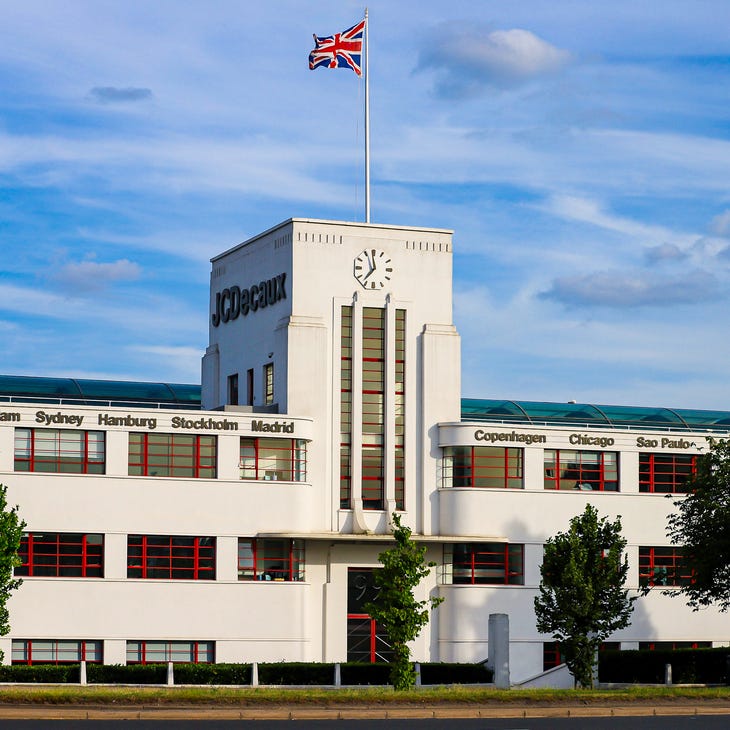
{"left": 211, "top": 273, "right": 287, "bottom": 327}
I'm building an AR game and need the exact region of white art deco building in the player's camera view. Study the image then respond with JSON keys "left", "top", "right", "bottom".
{"left": 1, "top": 218, "right": 728, "bottom": 681}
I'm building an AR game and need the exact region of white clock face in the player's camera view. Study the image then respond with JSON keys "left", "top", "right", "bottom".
{"left": 353, "top": 249, "right": 393, "bottom": 290}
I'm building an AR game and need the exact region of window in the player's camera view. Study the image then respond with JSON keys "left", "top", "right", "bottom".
{"left": 227, "top": 373, "right": 239, "bottom": 405}
{"left": 126, "top": 641, "right": 213, "bottom": 664}
{"left": 239, "top": 438, "right": 307, "bottom": 481}
{"left": 639, "top": 642, "right": 711, "bottom": 651}
{"left": 339, "top": 306, "right": 407, "bottom": 511}
{"left": 127, "top": 535, "right": 216, "bottom": 580}
{"left": 544, "top": 450, "right": 619, "bottom": 491}
{"left": 443, "top": 446, "right": 523, "bottom": 489}
{"left": 639, "top": 546, "right": 693, "bottom": 587}
{"left": 347, "top": 568, "right": 393, "bottom": 663}
{"left": 12, "top": 639, "right": 102, "bottom": 665}
{"left": 543, "top": 641, "right": 619, "bottom": 671}
{"left": 237, "top": 538, "right": 304, "bottom": 581}
{"left": 16, "top": 533, "right": 103, "bottom": 578}
{"left": 543, "top": 641, "right": 563, "bottom": 670}
{"left": 246, "top": 368, "right": 254, "bottom": 406}
{"left": 263, "top": 362, "right": 274, "bottom": 405}
{"left": 128, "top": 433, "right": 216, "bottom": 478}
{"left": 446, "top": 543, "right": 524, "bottom": 585}
{"left": 340, "top": 306, "right": 353, "bottom": 508}
{"left": 362, "top": 307, "right": 385, "bottom": 510}
{"left": 639, "top": 453, "right": 697, "bottom": 493}
{"left": 14, "top": 428, "right": 105, "bottom": 474}
{"left": 394, "top": 309, "right": 406, "bottom": 510}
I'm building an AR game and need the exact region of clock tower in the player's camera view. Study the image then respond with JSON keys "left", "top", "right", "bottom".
{"left": 202, "top": 218, "right": 460, "bottom": 536}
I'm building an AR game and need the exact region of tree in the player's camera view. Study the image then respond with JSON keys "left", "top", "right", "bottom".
{"left": 365, "top": 514, "right": 444, "bottom": 690}
{"left": 0, "top": 484, "right": 25, "bottom": 663}
{"left": 666, "top": 438, "right": 730, "bottom": 612}
{"left": 534, "top": 504, "right": 635, "bottom": 688}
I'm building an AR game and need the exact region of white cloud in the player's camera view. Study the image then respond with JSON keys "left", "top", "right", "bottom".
{"left": 541, "top": 195, "right": 696, "bottom": 248}
{"left": 50, "top": 258, "right": 141, "bottom": 294}
{"left": 89, "top": 87, "right": 153, "bottom": 104}
{"left": 419, "top": 25, "right": 572, "bottom": 96}
{"left": 644, "top": 243, "right": 688, "bottom": 264}
{"left": 540, "top": 269, "right": 720, "bottom": 308}
{"left": 711, "top": 210, "right": 730, "bottom": 237}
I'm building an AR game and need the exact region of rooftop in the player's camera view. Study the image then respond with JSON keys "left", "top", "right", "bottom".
{"left": 2, "top": 375, "right": 729, "bottom": 432}
{"left": 461, "top": 398, "right": 730, "bottom": 433}
{"left": 0, "top": 375, "right": 201, "bottom": 410}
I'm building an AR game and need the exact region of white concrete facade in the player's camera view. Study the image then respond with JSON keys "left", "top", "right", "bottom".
{"left": 1, "top": 218, "right": 728, "bottom": 681}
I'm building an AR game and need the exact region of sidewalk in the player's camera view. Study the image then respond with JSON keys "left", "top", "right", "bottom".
{"left": 0, "top": 703, "right": 729, "bottom": 721}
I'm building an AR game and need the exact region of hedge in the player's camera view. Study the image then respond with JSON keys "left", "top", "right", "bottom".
{"left": 0, "top": 661, "right": 492, "bottom": 686}
{"left": 599, "top": 647, "right": 730, "bottom": 684}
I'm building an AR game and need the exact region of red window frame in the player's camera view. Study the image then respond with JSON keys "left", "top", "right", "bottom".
{"left": 445, "top": 446, "right": 524, "bottom": 489}
{"left": 346, "top": 614, "right": 393, "bottom": 663}
{"left": 127, "top": 535, "right": 216, "bottom": 580}
{"left": 544, "top": 641, "right": 619, "bottom": 671}
{"left": 128, "top": 432, "right": 216, "bottom": 478}
{"left": 449, "top": 543, "right": 525, "bottom": 585}
{"left": 639, "top": 453, "right": 697, "bottom": 493}
{"left": 239, "top": 437, "right": 307, "bottom": 481}
{"left": 126, "top": 640, "right": 214, "bottom": 664}
{"left": 639, "top": 546, "right": 693, "bottom": 586}
{"left": 16, "top": 532, "right": 104, "bottom": 578}
{"left": 12, "top": 639, "right": 102, "bottom": 665}
{"left": 14, "top": 428, "right": 105, "bottom": 474}
{"left": 544, "top": 449, "right": 619, "bottom": 491}
{"left": 639, "top": 641, "right": 711, "bottom": 651}
{"left": 237, "top": 538, "right": 304, "bottom": 581}
{"left": 543, "top": 641, "right": 563, "bottom": 670}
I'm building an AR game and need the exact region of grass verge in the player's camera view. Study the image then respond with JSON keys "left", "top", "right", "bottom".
{"left": 0, "top": 685, "right": 728, "bottom": 706}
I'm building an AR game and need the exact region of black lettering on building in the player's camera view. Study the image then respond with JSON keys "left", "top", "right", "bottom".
{"left": 211, "top": 273, "right": 287, "bottom": 327}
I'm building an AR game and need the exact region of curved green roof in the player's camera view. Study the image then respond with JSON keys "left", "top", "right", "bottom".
{"left": 461, "top": 398, "right": 730, "bottom": 432}
{"left": 0, "top": 375, "right": 201, "bottom": 409}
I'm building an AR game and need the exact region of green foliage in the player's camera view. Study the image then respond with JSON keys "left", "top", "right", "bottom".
{"left": 667, "top": 438, "right": 730, "bottom": 611}
{"left": 258, "top": 662, "right": 333, "bottom": 685}
{"left": 0, "top": 483, "right": 25, "bottom": 663}
{"left": 88, "top": 663, "right": 167, "bottom": 684}
{"left": 365, "top": 514, "right": 444, "bottom": 691}
{"left": 340, "top": 662, "right": 391, "bottom": 686}
{"left": 419, "top": 662, "right": 493, "bottom": 685}
{"left": 534, "top": 504, "right": 636, "bottom": 688}
{"left": 599, "top": 646, "right": 730, "bottom": 684}
{"left": 0, "top": 664, "right": 80, "bottom": 683}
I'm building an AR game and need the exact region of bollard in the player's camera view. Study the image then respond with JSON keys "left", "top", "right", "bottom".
{"left": 665, "top": 663, "right": 672, "bottom": 686}
{"left": 334, "top": 662, "right": 341, "bottom": 687}
{"left": 79, "top": 660, "right": 87, "bottom": 686}
{"left": 415, "top": 662, "right": 421, "bottom": 687}
{"left": 167, "top": 661, "right": 174, "bottom": 686}
{"left": 251, "top": 661, "right": 259, "bottom": 687}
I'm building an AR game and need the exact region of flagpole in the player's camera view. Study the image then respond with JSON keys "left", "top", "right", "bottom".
{"left": 364, "top": 8, "right": 370, "bottom": 223}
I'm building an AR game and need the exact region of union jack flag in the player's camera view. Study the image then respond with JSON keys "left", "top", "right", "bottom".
{"left": 309, "top": 19, "right": 365, "bottom": 77}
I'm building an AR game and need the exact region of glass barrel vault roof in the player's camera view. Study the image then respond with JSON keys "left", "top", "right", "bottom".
{"left": 1, "top": 374, "right": 729, "bottom": 429}
{"left": 460, "top": 398, "right": 730, "bottom": 432}
{"left": 0, "top": 375, "right": 202, "bottom": 409}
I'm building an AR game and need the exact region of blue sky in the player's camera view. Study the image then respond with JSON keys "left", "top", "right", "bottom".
{"left": 2, "top": 0, "right": 730, "bottom": 409}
